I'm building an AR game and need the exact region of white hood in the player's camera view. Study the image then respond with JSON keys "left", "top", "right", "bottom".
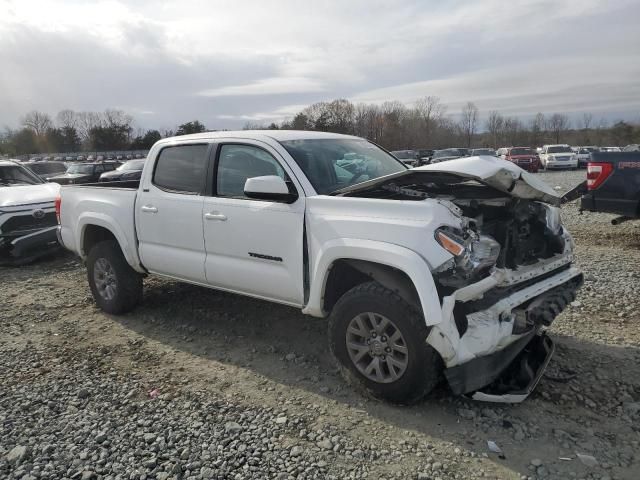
{"left": 0, "top": 182, "right": 60, "bottom": 207}
{"left": 336, "top": 155, "right": 561, "bottom": 205}
{"left": 419, "top": 156, "right": 560, "bottom": 204}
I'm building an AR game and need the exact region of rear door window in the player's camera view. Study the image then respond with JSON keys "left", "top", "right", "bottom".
{"left": 153, "top": 144, "right": 209, "bottom": 194}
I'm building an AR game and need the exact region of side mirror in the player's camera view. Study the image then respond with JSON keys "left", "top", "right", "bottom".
{"left": 244, "top": 175, "right": 298, "bottom": 203}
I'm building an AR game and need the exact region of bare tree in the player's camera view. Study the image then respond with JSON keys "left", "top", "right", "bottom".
{"left": 529, "top": 112, "right": 546, "bottom": 146}
{"left": 503, "top": 117, "right": 524, "bottom": 146}
{"left": 546, "top": 113, "right": 570, "bottom": 143}
{"left": 580, "top": 112, "right": 593, "bottom": 144}
{"left": 76, "top": 112, "right": 104, "bottom": 142}
{"left": 22, "top": 111, "right": 52, "bottom": 136}
{"left": 460, "top": 102, "right": 479, "bottom": 148}
{"left": 485, "top": 110, "right": 504, "bottom": 148}
{"left": 415, "top": 96, "right": 445, "bottom": 146}
{"left": 56, "top": 109, "right": 77, "bottom": 129}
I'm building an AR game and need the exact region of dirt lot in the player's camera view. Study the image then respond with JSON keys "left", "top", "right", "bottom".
{"left": 1, "top": 170, "right": 639, "bottom": 480}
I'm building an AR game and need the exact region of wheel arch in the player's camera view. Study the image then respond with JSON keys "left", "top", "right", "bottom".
{"left": 303, "top": 239, "right": 442, "bottom": 326}
{"left": 76, "top": 214, "right": 145, "bottom": 273}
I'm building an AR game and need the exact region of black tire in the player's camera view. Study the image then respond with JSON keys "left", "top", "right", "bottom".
{"left": 328, "top": 281, "right": 443, "bottom": 404}
{"left": 86, "top": 240, "right": 142, "bottom": 314}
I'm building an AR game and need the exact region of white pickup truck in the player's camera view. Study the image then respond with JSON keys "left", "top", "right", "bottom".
{"left": 57, "top": 131, "right": 583, "bottom": 403}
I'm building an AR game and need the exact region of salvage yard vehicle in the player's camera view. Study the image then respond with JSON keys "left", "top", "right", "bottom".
{"left": 57, "top": 131, "right": 583, "bottom": 403}
{"left": 47, "top": 161, "right": 121, "bottom": 185}
{"left": 539, "top": 144, "right": 577, "bottom": 169}
{"left": 390, "top": 150, "right": 419, "bottom": 167}
{"left": 580, "top": 151, "right": 640, "bottom": 224}
{"left": 0, "top": 159, "right": 60, "bottom": 264}
{"left": 497, "top": 147, "right": 540, "bottom": 173}
{"left": 575, "top": 146, "right": 599, "bottom": 168}
{"left": 99, "top": 159, "right": 146, "bottom": 182}
{"left": 24, "top": 160, "right": 67, "bottom": 180}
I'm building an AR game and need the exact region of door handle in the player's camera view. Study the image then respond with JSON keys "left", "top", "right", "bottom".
{"left": 141, "top": 205, "right": 158, "bottom": 213}
{"left": 204, "top": 212, "right": 227, "bottom": 221}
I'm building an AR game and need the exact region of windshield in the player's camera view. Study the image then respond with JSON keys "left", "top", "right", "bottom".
{"left": 433, "top": 149, "right": 461, "bottom": 158}
{"left": 280, "top": 138, "right": 406, "bottom": 195}
{"left": 0, "top": 164, "right": 44, "bottom": 185}
{"left": 67, "top": 164, "right": 95, "bottom": 174}
{"left": 28, "top": 162, "right": 67, "bottom": 175}
{"left": 547, "top": 146, "right": 573, "bottom": 153}
{"left": 510, "top": 147, "right": 534, "bottom": 155}
{"left": 118, "top": 160, "right": 145, "bottom": 171}
{"left": 391, "top": 150, "right": 416, "bottom": 159}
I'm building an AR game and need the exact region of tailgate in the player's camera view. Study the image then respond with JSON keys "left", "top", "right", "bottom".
{"left": 580, "top": 152, "right": 640, "bottom": 217}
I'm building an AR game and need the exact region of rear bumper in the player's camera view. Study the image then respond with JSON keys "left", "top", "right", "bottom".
{"left": 581, "top": 193, "right": 639, "bottom": 218}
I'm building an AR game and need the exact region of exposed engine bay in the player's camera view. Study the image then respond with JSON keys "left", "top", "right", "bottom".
{"left": 342, "top": 173, "right": 567, "bottom": 289}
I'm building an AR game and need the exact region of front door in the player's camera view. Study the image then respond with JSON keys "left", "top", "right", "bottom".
{"left": 202, "top": 142, "right": 305, "bottom": 305}
{"left": 136, "top": 143, "right": 211, "bottom": 283}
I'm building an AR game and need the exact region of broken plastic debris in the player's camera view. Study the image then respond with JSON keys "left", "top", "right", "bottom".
{"left": 148, "top": 389, "right": 160, "bottom": 399}
{"left": 576, "top": 453, "right": 598, "bottom": 467}
{"left": 559, "top": 457, "right": 572, "bottom": 461}
{"left": 487, "top": 440, "right": 505, "bottom": 459}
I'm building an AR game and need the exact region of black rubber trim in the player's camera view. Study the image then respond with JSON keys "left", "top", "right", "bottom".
{"left": 445, "top": 331, "right": 536, "bottom": 395}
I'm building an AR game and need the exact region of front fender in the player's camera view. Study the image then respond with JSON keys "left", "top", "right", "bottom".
{"left": 76, "top": 213, "right": 145, "bottom": 273}
{"left": 303, "top": 238, "right": 442, "bottom": 325}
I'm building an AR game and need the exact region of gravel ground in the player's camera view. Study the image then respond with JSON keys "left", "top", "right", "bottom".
{"left": 1, "top": 170, "right": 639, "bottom": 480}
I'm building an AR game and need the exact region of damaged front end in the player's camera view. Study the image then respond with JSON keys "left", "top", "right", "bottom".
{"left": 338, "top": 157, "right": 584, "bottom": 402}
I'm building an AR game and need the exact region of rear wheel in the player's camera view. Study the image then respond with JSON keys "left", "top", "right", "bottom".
{"left": 328, "top": 282, "right": 443, "bottom": 404}
{"left": 87, "top": 240, "right": 142, "bottom": 314}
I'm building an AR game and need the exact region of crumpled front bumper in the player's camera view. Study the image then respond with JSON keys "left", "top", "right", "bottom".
{"left": 0, "top": 226, "right": 60, "bottom": 265}
{"left": 427, "top": 251, "right": 583, "bottom": 402}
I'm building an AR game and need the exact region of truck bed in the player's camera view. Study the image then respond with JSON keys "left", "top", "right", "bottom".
{"left": 581, "top": 152, "right": 640, "bottom": 218}
{"left": 58, "top": 181, "right": 139, "bottom": 263}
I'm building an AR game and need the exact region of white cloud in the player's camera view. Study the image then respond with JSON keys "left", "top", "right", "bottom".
{"left": 199, "top": 78, "right": 325, "bottom": 97}
{"left": 0, "top": 0, "right": 639, "bottom": 128}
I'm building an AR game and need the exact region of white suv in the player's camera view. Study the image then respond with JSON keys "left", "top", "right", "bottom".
{"left": 539, "top": 144, "right": 577, "bottom": 169}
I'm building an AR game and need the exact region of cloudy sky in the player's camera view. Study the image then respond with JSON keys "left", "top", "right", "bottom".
{"left": 1, "top": 0, "right": 639, "bottom": 131}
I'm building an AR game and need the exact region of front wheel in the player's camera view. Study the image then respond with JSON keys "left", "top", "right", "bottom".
{"left": 87, "top": 240, "right": 143, "bottom": 314}
{"left": 328, "top": 282, "right": 443, "bottom": 404}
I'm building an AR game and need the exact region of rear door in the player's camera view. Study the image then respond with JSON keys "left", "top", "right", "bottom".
{"left": 136, "top": 143, "right": 211, "bottom": 283}
{"left": 202, "top": 141, "right": 305, "bottom": 305}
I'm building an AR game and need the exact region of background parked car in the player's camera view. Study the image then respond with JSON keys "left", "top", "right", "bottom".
{"left": 575, "top": 146, "right": 600, "bottom": 167}
{"left": 470, "top": 148, "right": 496, "bottom": 156}
{"left": 390, "top": 150, "right": 419, "bottom": 167}
{"left": 539, "top": 144, "right": 577, "bottom": 169}
{"left": 24, "top": 161, "right": 67, "bottom": 180}
{"left": 430, "top": 148, "right": 465, "bottom": 163}
{"left": 623, "top": 144, "right": 640, "bottom": 152}
{"left": 600, "top": 146, "right": 621, "bottom": 152}
{"left": 99, "top": 159, "right": 146, "bottom": 182}
{"left": 46, "top": 161, "right": 121, "bottom": 185}
{"left": 0, "top": 160, "right": 60, "bottom": 264}
{"left": 415, "top": 148, "right": 434, "bottom": 165}
{"left": 497, "top": 147, "right": 540, "bottom": 172}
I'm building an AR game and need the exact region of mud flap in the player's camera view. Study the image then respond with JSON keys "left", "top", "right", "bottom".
{"left": 469, "top": 334, "right": 555, "bottom": 403}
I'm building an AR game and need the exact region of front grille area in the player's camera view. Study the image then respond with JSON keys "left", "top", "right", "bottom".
{"left": 0, "top": 211, "right": 57, "bottom": 236}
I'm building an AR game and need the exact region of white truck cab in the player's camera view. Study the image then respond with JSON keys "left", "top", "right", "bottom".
{"left": 57, "top": 131, "right": 582, "bottom": 403}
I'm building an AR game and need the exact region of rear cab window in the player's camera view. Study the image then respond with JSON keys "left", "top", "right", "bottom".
{"left": 153, "top": 144, "right": 209, "bottom": 194}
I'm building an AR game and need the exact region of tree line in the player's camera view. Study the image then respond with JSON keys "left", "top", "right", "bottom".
{"left": 0, "top": 110, "right": 207, "bottom": 156}
{"left": 246, "top": 98, "right": 640, "bottom": 150}
{"left": 2, "top": 99, "right": 639, "bottom": 156}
